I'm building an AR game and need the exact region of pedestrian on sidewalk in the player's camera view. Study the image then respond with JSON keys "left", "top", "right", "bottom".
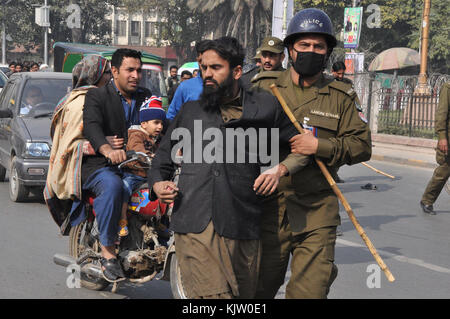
{"left": 420, "top": 82, "right": 450, "bottom": 215}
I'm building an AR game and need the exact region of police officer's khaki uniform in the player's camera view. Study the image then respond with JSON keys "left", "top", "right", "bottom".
{"left": 250, "top": 36, "right": 285, "bottom": 91}
{"left": 255, "top": 69, "right": 372, "bottom": 299}
{"left": 421, "top": 82, "right": 450, "bottom": 205}
{"left": 250, "top": 67, "right": 285, "bottom": 92}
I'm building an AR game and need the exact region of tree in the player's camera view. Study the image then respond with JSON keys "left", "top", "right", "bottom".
{"left": 122, "top": 0, "right": 209, "bottom": 63}
{"left": 0, "top": 0, "right": 119, "bottom": 60}
{"left": 187, "top": 0, "right": 273, "bottom": 61}
{"left": 293, "top": 0, "right": 449, "bottom": 74}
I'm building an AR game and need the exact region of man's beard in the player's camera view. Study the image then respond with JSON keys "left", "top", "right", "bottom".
{"left": 200, "top": 73, "right": 235, "bottom": 112}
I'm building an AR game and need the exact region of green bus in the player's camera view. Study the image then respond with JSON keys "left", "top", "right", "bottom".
{"left": 53, "top": 42, "right": 168, "bottom": 107}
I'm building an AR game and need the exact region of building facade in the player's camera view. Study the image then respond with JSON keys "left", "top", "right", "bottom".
{"left": 106, "top": 6, "right": 169, "bottom": 47}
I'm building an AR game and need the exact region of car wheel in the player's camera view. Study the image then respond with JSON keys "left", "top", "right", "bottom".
{"left": 9, "top": 156, "right": 29, "bottom": 202}
{"left": 0, "top": 164, "right": 6, "bottom": 182}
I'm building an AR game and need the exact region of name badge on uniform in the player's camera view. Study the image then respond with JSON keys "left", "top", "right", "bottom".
{"left": 303, "top": 117, "right": 318, "bottom": 137}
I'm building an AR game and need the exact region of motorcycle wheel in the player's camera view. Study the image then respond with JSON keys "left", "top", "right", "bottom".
{"left": 69, "top": 219, "right": 110, "bottom": 291}
{"left": 169, "top": 253, "right": 188, "bottom": 299}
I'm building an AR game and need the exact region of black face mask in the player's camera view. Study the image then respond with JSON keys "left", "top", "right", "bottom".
{"left": 292, "top": 49, "right": 327, "bottom": 78}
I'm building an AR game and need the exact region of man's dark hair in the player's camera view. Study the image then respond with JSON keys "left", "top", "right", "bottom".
{"left": 15, "top": 63, "right": 23, "bottom": 68}
{"left": 111, "top": 48, "right": 142, "bottom": 69}
{"left": 30, "top": 62, "right": 39, "bottom": 69}
{"left": 9, "top": 61, "right": 16, "bottom": 67}
{"left": 203, "top": 37, "right": 246, "bottom": 69}
{"left": 181, "top": 70, "right": 192, "bottom": 78}
{"left": 195, "top": 39, "right": 212, "bottom": 56}
{"left": 332, "top": 61, "right": 346, "bottom": 72}
{"left": 169, "top": 65, "right": 178, "bottom": 71}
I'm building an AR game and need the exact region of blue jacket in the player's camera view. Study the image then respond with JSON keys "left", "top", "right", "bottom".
{"left": 166, "top": 75, "right": 203, "bottom": 120}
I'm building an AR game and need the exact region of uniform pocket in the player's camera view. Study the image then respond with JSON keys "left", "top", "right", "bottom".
{"left": 307, "top": 114, "right": 339, "bottom": 139}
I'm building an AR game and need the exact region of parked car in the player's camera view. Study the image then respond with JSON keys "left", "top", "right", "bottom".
{"left": 0, "top": 65, "right": 9, "bottom": 74}
{"left": 0, "top": 72, "right": 72, "bottom": 201}
{"left": 0, "top": 70, "right": 7, "bottom": 93}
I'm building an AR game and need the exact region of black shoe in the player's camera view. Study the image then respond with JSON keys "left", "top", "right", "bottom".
{"left": 420, "top": 201, "right": 436, "bottom": 215}
{"left": 100, "top": 257, "right": 126, "bottom": 283}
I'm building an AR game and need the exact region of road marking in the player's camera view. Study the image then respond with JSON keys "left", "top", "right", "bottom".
{"left": 275, "top": 237, "right": 450, "bottom": 298}
{"left": 337, "top": 238, "right": 450, "bottom": 274}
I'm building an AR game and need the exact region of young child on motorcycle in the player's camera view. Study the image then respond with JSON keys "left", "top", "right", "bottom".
{"left": 119, "top": 96, "right": 166, "bottom": 236}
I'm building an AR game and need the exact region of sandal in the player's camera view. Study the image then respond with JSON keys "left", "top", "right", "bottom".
{"left": 100, "top": 257, "right": 126, "bottom": 283}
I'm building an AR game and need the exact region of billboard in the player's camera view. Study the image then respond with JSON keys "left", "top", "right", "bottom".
{"left": 345, "top": 52, "right": 365, "bottom": 74}
{"left": 343, "top": 7, "right": 363, "bottom": 49}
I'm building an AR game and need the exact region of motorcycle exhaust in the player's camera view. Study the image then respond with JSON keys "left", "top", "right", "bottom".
{"left": 53, "top": 254, "right": 103, "bottom": 279}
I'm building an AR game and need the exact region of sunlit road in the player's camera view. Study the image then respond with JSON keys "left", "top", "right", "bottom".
{"left": 0, "top": 159, "right": 448, "bottom": 299}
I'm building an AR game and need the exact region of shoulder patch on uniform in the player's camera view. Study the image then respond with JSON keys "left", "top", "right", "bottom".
{"left": 358, "top": 111, "right": 368, "bottom": 123}
{"left": 354, "top": 99, "right": 363, "bottom": 112}
{"left": 251, "top": 70, "right": 282, "bottom": 83}
{"left": 329, "top": 80, "right": 356, "bottom": 98}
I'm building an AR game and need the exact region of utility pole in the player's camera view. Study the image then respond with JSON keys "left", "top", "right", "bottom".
{"left": 282, "top": 0, "right": 288, "bottom": 39}
{"left": 1, "top": 23, "right": 5, "bottom": 65}
{"left": 1, "top": 0, "right": 12, "bottom": 65}
{"left": 44, "top": 0, "right": 48, "bottom": 65}
{"left": 415, "top": 0, "right": 431, "bottom": 94}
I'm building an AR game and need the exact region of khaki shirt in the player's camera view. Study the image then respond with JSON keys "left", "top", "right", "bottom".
{"left": 436, "top": 82, "right": 450, "bottom": 142}
{"left": 250, "top": 66, "right": 285, "bottom": 92}
{"left": 272, "top": 68, "right": 372, "bottom": 232}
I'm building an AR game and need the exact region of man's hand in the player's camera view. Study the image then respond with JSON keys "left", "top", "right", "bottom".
{"left": 289, "top": 130, "right": 318, "bottom": 155}
{"left": 253, "top": 164, "right": 287, "bottom": 196}
{"left": 438, "top": 138, "right": 448, "bottom": 155}
{"left": 106, "top": 149, "right": 127, "bottom": 165}
{"left": 153, "top": 181, "right": 179, "bottom": 204}
{"left": 106, "top": 135, "right": 124, "bottom": 149}
{"left": 99, "top": 143, "right": 126, "bottom": 165}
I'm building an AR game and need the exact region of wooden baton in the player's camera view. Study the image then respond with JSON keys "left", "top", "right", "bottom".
{"left": 361, "top": 162, "right": 396, "bottom": 179}
{"left": 270, "top": 84, "right": 395, "bottom": 283}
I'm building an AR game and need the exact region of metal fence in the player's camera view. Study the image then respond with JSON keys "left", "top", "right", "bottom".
{"left": 376, "top": 90, "right": 438, "bottom": 138}
{"left": 351, "top": 73, "right": 450, "bottom": 139}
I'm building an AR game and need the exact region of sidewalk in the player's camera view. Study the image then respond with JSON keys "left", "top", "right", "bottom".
{"left": 370, "top": 133, "right": 437, "bottom": 169}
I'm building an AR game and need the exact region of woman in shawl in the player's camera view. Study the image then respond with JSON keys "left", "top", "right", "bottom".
{"left": 44, "top": 55, "right": 112, "bottom": 234}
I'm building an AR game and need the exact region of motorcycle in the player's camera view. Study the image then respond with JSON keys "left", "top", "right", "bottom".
{"left": 53, "top": 151, "right": 187, "bottom": 298}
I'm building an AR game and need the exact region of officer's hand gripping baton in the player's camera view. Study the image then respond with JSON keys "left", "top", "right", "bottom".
{"left": 270, "top": 84, "right": 395, "bottom": 283}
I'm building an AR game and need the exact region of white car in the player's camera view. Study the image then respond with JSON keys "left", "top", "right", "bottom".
{"left": 0, "top": 70, "right": 8, "bottom": 94}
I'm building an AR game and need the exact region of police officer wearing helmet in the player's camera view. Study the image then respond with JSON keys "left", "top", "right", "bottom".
{"left": 250, "top": 36, "right": 286, "bottom": 91}
{"left": 255, "top": 8, "right": 372, "bottom": 299}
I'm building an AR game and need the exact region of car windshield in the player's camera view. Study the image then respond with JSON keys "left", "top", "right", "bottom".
{"left": 20, "top": 78, "right": 71, "bottom": 118}
{"left": 0, "top": 73, "right": 6, "bottom": 87}
{"left": 141, "top": 68, "right": 167, "bottom": 97}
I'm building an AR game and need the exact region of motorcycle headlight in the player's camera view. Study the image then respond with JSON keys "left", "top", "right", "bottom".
{"left": 25, "top": 142, "right": 51, "bottom": 157}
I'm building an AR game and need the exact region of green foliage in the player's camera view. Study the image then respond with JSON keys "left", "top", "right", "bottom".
{"left": 293, "top": 0, "right": 449, "bottom": 74}
{"left": 122, "top": 0, "right": 208, "bottom": 62}
{"left": 0, "top": 0, "right": 119, "bottom": 56}
{"left": 187, "top": 0, "right": 273, "bottom": 61}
